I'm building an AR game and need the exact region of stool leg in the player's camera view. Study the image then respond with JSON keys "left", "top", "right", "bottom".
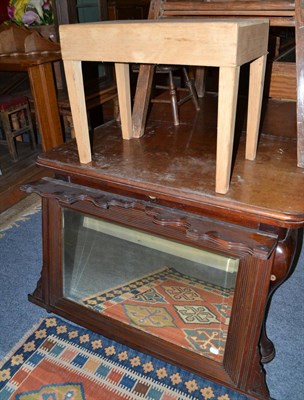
{"left": 25, "top": 103, "right": 37, "bottom": 151}
{"left": 216, "top": 66, "right": 240, "bottom": 194}
{"left": 168, "top": 70, "right": 179, "bottom": 126}
{"left": 115, "top": 62, "right": 133, "bottom": 139}
{"left": 195, "top": 66, "right": 206, "bottom": 98}
{"left": 0, "top": 113, "right": 18, "bottom": 161}
{"left": 182, "top": 67, "right": 200, "bottom": 111}
{"left": 132, "top": 64, "right": 155, "bottom": 138}
{"left": 245, "top": 54, "right": 267, "bottom": 160}
{"left": 63, "top": 59, "right": 91, "bottom": 163}
{"left": 66, "top": 115, "right": 75, "bottom": 138}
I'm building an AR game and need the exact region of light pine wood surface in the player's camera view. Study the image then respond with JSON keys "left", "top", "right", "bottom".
{"left": 60, "top": 19, "right": 269, "bottom": 193}
{"left": 246, "top": 54, "right": 268, "bottom": 160}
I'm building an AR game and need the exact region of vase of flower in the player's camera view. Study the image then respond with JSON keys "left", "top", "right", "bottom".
{"left": 7, "top": 0, "right": 55, "bottom": 31}
{"left": 7, "top": 0, "right": 58, "bottom": 42}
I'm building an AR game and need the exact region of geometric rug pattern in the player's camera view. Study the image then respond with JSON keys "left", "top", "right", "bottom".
{"left": 82, "top": 267, "right": 234, "bottom": 362}
{"left": 0, "top": 317, "right": 251, "bottom": 399}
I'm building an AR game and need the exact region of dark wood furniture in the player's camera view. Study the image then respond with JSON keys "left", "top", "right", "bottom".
{"left": 107, "top": 0, "right": 150, "bottom": 20}
{"left": 0, "top": 53, "right": 63, "bottom": 151}
{"left": 0, "top": 0, "right": 9, "bottom": 24}
{"left": 53, "top": 0, "right": 117, "bottom": 139}
{"left": 58, "top": 83, "right": 118, "bottom": 138}
{"left": 54, "top": 0, "right": 108, "bottom": 25}
{"left": 132, "top": 0, "right": 304, "bottom": 168}
{"left": 22, "top": 95, "right": 303, "bottom": 400}
{"left": 54, "top": 0, "right": 149, "bottom": 24}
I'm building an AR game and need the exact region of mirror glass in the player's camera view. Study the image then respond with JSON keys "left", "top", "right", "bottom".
{"left": 62, "top": 209, "right": 239, "bottom": 362}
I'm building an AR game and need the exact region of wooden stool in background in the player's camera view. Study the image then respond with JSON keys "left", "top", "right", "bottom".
{"left": 0, "top": 95, "right": 36, "bottom": 161}
{"left": 133, "top": 65, "right": 200, "bottom": 125}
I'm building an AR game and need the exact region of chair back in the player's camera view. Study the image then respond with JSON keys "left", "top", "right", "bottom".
{"left": 149, "top": 0, "right": 297, "bottom": 26}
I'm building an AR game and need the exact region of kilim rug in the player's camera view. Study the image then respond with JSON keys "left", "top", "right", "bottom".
{"left": 82, "top": 267, "right": 234, "bottom": 363}
{"left": 0, "top": 316, "right": 252, "bottom": 400}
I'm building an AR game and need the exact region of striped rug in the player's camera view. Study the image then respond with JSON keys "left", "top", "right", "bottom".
{"left": 0, "top": 317, "right": 252, "bottom": 399}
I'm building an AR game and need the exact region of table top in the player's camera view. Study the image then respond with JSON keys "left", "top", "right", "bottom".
{"left": 60, "top": 18, "right": 268, "bottom": 67}
{"left": 37, "top": 94, "right": 304, "bottom": 229}
{"left": 0, "top": 52, "right": 61, "bottom": 71}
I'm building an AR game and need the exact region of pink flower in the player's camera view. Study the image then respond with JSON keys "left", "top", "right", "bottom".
{"left": 22, "top": 10, "right": 41, "bottom": 25}
{"left": 42, "top": 0, "right": 51, "bottom": 12}
{"left": 7, "top": 6, "right": 15, "bottom": 20}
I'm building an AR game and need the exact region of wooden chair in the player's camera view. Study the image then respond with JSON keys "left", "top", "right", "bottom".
{"left": 0, "top": 95, "right": 36, "bottom": 161}
{"left": 60, "top": 19, "right": 268, "bottom": 194}
{"left": 132, "top": 0, "right": 304, "bottom": 168}
{"left": 133, "top": 64, "right": 200, "bottom": 125}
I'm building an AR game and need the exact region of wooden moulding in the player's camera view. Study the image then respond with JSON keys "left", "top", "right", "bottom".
{"left": 0, "top": 24, "right": 60, "bottom": 55}
{"left": 158, "top": 0, "right": 296, "bottom": 26}
{"left": 161, "top": 0, "right": 295, "bottom": 14}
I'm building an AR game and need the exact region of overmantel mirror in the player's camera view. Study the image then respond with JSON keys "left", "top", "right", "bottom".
{"left": 25, "top": 178, "right": 277, "bottom": 399}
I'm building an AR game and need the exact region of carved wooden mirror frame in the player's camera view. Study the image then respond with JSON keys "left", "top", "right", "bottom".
{"left": 26, "top": 178, "right": 277, "bottom": 399}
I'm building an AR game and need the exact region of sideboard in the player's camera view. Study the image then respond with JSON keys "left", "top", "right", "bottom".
{"left": 22, "top": 93, "right": 303, "bottom": 399}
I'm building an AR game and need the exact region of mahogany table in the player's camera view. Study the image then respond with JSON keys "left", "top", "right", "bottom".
{"left": 0, "top": 53, "right": 63, "bottom": 151}
{"left": 22, "top": 95, "right": 304, "bottom": 400}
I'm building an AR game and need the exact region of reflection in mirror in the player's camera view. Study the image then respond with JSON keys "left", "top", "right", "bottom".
{"left": 62, "top": 209, "right": 239, "bottom": 362}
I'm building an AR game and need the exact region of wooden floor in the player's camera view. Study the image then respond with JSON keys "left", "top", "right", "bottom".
{"left": 0, "top": 142, "right": 48, "bottom": 213}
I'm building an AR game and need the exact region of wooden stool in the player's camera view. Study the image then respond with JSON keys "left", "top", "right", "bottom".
{"left": 60, "top": 19, "right": 269, "bottom": 194}
{"left": 0, "top": 95, "right": 36, "bottom": 161}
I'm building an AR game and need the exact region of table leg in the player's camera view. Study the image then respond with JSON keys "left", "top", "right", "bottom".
{"left": 115, "top": 63, "right": 133, "bottom": 139}
{"left": 195, "top": 66, "right": 206, "bottom": 98}
{"left": 246, "top": 54, "right": 267, "bottom": 161}
{"left": 63, "top": 60, "right": 91, "bottom": 164}
{"left": 132, "top": 64, "right": 155, "bottom": 138}
{"left": 216, "top": 66, "right": 240, "bottom": 194}
{"left": 259, "top": 227, "right": 299, "bottom": 363}
{"left": 28, "top": 63, "right": 63, "bottom": 151}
